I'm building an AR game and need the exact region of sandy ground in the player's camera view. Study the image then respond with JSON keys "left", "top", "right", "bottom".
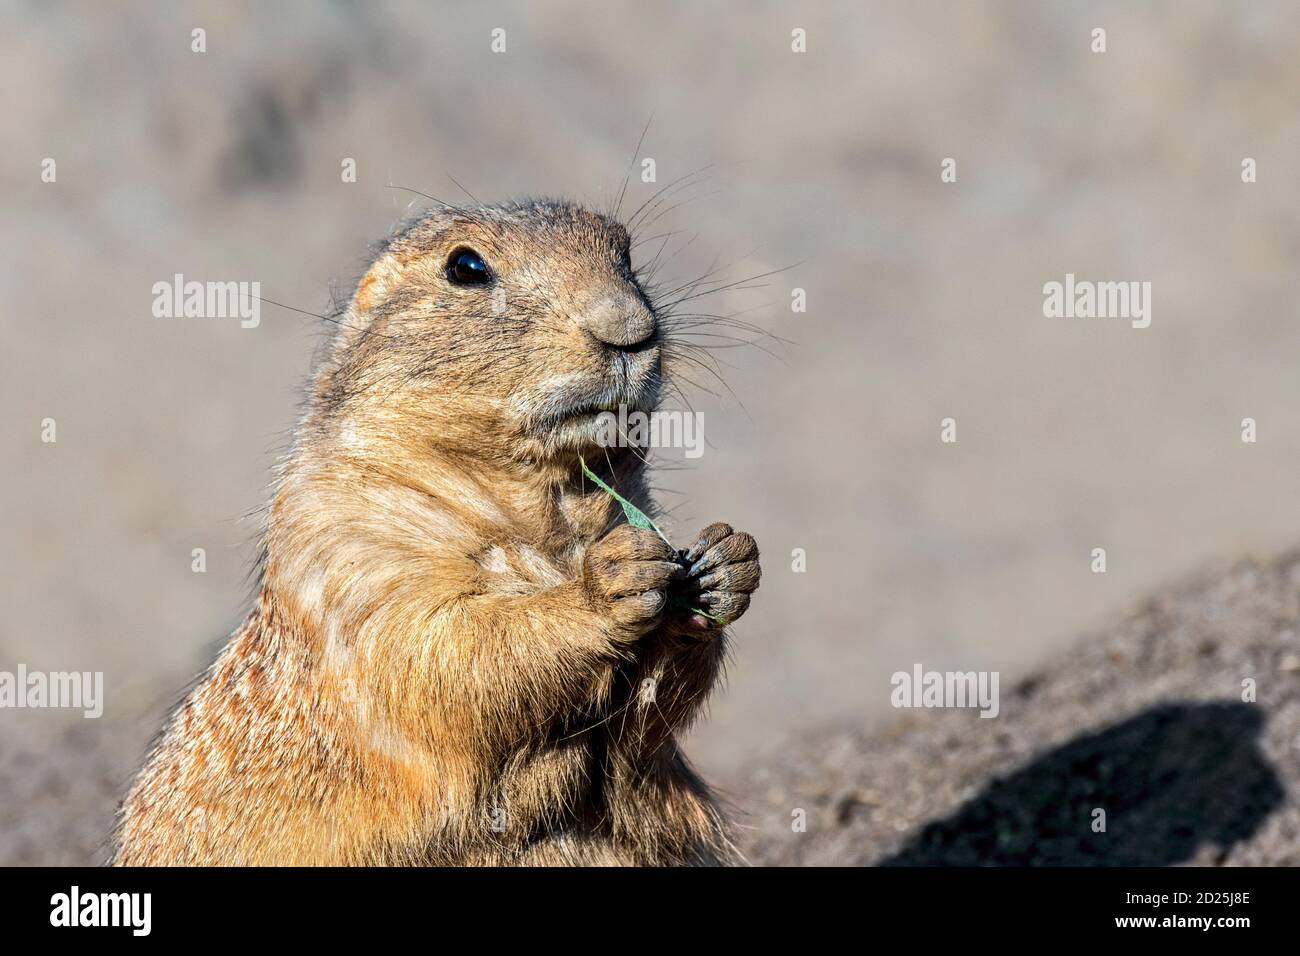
{"left": 735, "top": 551, "right": 1300, "bottom": 866}
{"left": 4, "top": 2, "right": 1300, "bottom": 863}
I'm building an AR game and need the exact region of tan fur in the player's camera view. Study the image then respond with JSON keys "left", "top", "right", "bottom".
{"left": 114, "top": 200, "right": 760, "bottom": 865}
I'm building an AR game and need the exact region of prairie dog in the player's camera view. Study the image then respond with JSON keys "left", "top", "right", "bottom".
{"left": 114, "top": 199, "right": 761, "bottom": 865}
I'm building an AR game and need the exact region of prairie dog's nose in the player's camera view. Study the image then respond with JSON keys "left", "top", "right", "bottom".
{"left": 577, "top": 291, "right": 657, "bottom": 349}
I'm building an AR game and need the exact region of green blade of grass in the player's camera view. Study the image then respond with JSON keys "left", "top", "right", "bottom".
{"left": 579, "top": 455, "right": 725, "bottom": 624}
{"left": 668, "top": 596, "right": 726, "bottom": 624}
{"left": 578, "top": 455, "right": 671, "bottom": 546}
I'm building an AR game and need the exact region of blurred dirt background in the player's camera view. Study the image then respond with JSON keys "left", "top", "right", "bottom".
{"left": 3, "top": 1, "right": 1300, "bottom": 864}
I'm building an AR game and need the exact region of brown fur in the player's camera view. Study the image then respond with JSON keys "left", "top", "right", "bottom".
{"left": 114, "top": 200, "right": 760, "bottom": 865}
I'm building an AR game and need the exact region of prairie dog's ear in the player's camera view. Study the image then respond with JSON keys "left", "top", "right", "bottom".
{"left": 353, "top": 250, "right": 407, "bottom": 316}
{"left": 330, "top": 250, "right": 408, "bottom": 356}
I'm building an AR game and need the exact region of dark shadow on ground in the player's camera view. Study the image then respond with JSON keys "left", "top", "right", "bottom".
{"left": 881, "top": 702, "right": 1283, "bottom": 865}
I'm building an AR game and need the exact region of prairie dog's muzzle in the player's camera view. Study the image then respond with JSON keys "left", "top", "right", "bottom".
{"left": 577, "top": 290, "right": 657, "bottom": 349}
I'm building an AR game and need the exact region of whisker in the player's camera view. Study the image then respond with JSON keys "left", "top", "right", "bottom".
{"left": 385, "top": 182, "right": 457, "bottom": 210}
{"left": 626, "top": 164, "right": 714, "bottom": 232}
{"left": 614, "top": 113, "right": 655, "bottom": 221}
{"left": 445, "top": 173, "right": 481, "bottom": 206}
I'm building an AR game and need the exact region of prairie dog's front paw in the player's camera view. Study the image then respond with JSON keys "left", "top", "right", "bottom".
{"left": 677, "top": 522, "right": 761, "bottom": 630}
{"left": 582, "top": 524, "right": 681, "bottom": 639}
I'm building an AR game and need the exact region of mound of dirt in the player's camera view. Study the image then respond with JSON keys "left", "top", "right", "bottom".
{"left": 728, "top": 553, "right": 1300, "bottom": 865}
{"left": 0, "top": 714, "right": 139, "bottom": 865}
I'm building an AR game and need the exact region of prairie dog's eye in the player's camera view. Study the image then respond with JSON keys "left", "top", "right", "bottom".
{"left": 445, "top": 247, "right": 492, "bottom": 286}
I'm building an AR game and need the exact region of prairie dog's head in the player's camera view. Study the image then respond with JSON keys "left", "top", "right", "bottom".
{"left": 316, "top": 200, "right": 662, "bottom": 464}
